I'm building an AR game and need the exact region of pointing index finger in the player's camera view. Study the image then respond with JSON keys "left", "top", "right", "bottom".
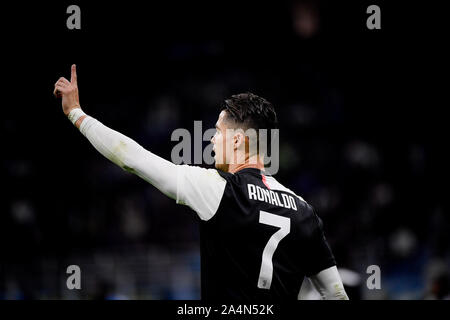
{"left": 70, "top": 64, "right": 77, "bottom": 84}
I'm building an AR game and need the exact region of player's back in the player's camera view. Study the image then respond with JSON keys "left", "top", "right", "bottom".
{"left": 199, "top": 168, "right": 336, "bottom": 301}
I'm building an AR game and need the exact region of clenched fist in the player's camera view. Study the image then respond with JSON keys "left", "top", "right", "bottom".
{"left": 54, "top": 64, "right": 80, "bottom": 115}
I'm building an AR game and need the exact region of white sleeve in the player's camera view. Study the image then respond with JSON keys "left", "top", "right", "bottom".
{"left": 78, "top": 115, "right": 227, "bottom": 220}
{"left": 79, "top": 115, "right": 178, "bottom": 199}
{"left": 299, "top": 266, "right": 349, "bottom": 300}
{"left": 176, "top": 165, "right": 227, "bottom": 221}
{"left": 298, "top": 277, "right": 322, "bottom": 300}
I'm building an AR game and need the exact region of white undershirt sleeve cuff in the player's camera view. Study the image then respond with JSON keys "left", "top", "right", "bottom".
{"left": 67, "top": 108, "right": 86, "bottom": 125}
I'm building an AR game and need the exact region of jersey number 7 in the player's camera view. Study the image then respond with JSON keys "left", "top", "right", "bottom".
{"left": 257, "top": 210, "right": 291, "bottom": 289}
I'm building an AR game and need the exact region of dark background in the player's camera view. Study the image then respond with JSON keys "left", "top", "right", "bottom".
{"left": 0, "top": 0, "right": 448, "bottom": 299}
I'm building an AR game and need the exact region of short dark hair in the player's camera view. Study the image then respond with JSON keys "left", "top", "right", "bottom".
{"left": 221, "top": 92, "right": 278, "bottom": 131}
{"left": 221, "top": 92, "right": 278, "bottom": 157}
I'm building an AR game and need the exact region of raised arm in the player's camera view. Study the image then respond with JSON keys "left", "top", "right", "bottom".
{"left": 54, "top": 65, "right": 226, "bottom": 213}
{"left": 54, "top": 64, "right": 178, "bottom": 198}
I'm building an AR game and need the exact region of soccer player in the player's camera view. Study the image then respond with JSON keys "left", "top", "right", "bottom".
{"left": 54, "top": 65, "right": 349, "bottom": 301}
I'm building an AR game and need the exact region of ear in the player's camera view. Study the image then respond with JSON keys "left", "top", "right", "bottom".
{"left": 233, "top": 130, "right": 246, "bottom": 150}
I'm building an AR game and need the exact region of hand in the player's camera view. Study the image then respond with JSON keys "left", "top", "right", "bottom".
{"left": 54, "top": 64, "right": 80, "bottom": 115}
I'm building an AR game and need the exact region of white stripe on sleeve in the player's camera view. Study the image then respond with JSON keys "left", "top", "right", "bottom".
{"left": 176, "top": 165, "right": 227, "bottom": 221}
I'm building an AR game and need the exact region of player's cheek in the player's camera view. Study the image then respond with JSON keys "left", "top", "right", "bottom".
{"left": 222, "top": 136, "right": 230, "bottom": 164}
{"left": 215, "top": 136, "right": 225, "bottom": 164}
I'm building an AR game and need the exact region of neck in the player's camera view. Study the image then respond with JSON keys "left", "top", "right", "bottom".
{"left": 228, "top": 154, "right": 265, "bottom": 174}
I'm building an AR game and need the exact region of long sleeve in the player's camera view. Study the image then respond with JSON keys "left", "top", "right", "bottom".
{"left": 79, "top": 116, "right": 178, "bottom": 199}
{"left": 299, "top": 266, "right": 349, "bottom": 300}
{"left": 77, "top": 115, "right": 226, "bottom": 219}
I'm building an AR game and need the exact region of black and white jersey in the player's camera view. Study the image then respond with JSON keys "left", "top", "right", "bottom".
{"left": 76, "top": 113, "right": 341, "bottom": 301}
{"left": 177, "top": 167, "right": 336, "bottom": 301}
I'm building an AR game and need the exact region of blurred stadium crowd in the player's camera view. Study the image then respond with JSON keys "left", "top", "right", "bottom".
{"left": 1, "top": 1, "right": 448, "bottom": 299}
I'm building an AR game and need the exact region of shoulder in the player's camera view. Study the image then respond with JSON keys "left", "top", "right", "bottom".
{"left": 295, "top": 201, "right": 326, "bottom": 239}
{"left": 264, "top": 175, "right": 307, "bottom": 203}
{"left": 176, "top": 165, "right": 227, "bottom": 221}
{"left": 178, "top": 165, "right": 227, "bottom": 185}
{"left": 215, "top": 168, "right": 235, "bottom": 180}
